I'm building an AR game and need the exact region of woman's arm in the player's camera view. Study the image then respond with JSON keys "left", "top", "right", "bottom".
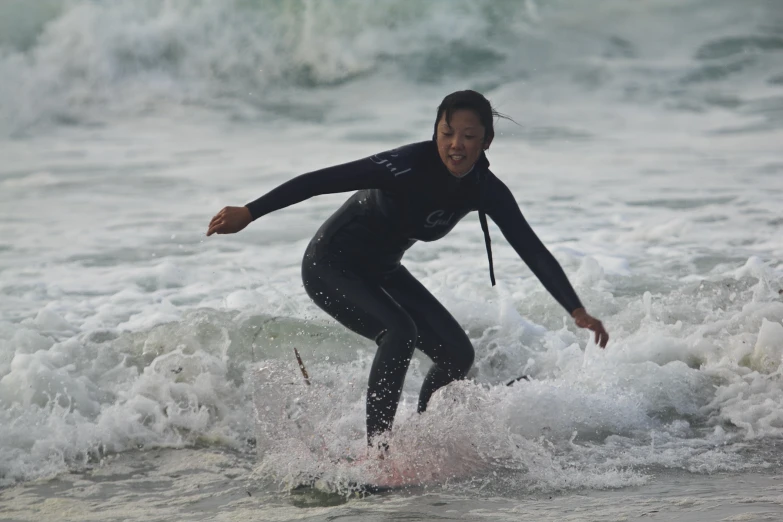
{"left": 207, "top": 144, "right": 421, "bottom": 236}
{"left": 485, "top": 178, "right": 609, "bottom": 347}
{"left": 244, "top": 156, "right": 398, "bottom": 221}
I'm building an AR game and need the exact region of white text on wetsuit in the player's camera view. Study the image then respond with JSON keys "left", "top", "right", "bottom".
{"left": 369, "top": 150, "right": 412, "bottom": 176}
{"left": 425, "top": 210, "right": 455, "bottom": 228}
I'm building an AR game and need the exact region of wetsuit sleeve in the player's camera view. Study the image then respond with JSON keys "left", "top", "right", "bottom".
{"left": 485, "top": 178, "right": 584, "bottom": 314}
{"left": 244, "top": 150, "right": 412, "bottom": 220}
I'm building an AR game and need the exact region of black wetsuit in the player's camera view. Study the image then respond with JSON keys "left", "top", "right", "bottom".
{"left": 246, "top": 140, "right": 582, "bottom": 443}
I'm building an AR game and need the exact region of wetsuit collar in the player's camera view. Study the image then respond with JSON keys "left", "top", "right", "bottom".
{"left": 450, "top": 164, "right": 475, "bottom": 179}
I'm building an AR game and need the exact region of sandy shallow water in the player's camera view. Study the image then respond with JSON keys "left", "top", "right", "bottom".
{"left": 2, "top": 447, "right": 783, "bottom": 522}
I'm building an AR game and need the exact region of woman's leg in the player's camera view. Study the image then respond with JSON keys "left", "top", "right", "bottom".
{"left": 302, "top": 256, "right": 418, "bottom": 443}
{"left": 382, "top": 267, "right": 475, "bottom": 413}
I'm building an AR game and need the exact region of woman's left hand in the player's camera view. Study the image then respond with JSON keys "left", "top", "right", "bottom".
{"left": 571, "top": 308, "right": 609, "bottom": 348}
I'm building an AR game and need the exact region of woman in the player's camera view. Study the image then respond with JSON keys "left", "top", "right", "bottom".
{"left": 207, "top": 90, "right": 609, "bottom": 449}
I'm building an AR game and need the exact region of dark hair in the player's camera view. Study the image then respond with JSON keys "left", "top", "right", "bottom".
{"left": 433, "top": 90, "right": 510, "bottom": 144}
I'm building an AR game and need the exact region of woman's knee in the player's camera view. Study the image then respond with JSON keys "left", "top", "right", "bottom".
{"left": 377, "top": 314, "right": 418, "bottom": 353}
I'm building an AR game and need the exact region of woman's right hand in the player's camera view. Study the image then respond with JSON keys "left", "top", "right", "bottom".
{"left": 206, "top": 206, "right": 252, "bottom": 236}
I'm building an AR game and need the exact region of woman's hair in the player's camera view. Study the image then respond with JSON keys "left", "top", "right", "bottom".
{"left": 433, "top": 90, "right": 512, "bottom": 144}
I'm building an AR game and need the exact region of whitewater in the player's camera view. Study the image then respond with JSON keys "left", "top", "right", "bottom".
{"left": 1, "top": 0, "right": 783, "bottom": 520}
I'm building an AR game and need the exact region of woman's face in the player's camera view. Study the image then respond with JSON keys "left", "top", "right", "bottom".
{"left": 436, "top": 109, "right": 491, "bottom": 177}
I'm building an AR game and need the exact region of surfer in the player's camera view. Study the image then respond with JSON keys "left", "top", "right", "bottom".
{"left": 207, "top": 90, "right": 609, "bottom": 450}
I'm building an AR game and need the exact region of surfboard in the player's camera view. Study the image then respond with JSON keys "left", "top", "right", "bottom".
{"left": 287, "top": 478, "right": 405, "bottom": 508}
{"left": 286, "top": 455, "right": 427, "bottom": 499}
{"left": 290, "top": 477, "right": 401, "bottom": 496}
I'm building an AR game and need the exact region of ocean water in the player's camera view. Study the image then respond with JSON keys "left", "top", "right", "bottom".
{"left": 1, "top": 0, "right": 783, "bottom": 520}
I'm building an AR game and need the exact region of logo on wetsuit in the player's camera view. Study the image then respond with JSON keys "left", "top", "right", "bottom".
{"left": 369, "top": 149, "right": 412, "bottom": 176}
{"left": 424, "top": 210, "right": 455, "bottom": 228}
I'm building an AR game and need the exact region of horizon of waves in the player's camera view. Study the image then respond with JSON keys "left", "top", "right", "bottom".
{"left": 0, "top": 0, "right": 781, "bottom": 134}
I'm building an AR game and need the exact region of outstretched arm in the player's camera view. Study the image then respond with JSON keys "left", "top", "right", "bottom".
{"left": 206, "top": 153, "right": 403, "bottom": 236}
{"left": 486, "top": 179, "right": 609, "bottom": 347}
{"left": 244, "top": 157, "right": 399, "bottom": 220}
